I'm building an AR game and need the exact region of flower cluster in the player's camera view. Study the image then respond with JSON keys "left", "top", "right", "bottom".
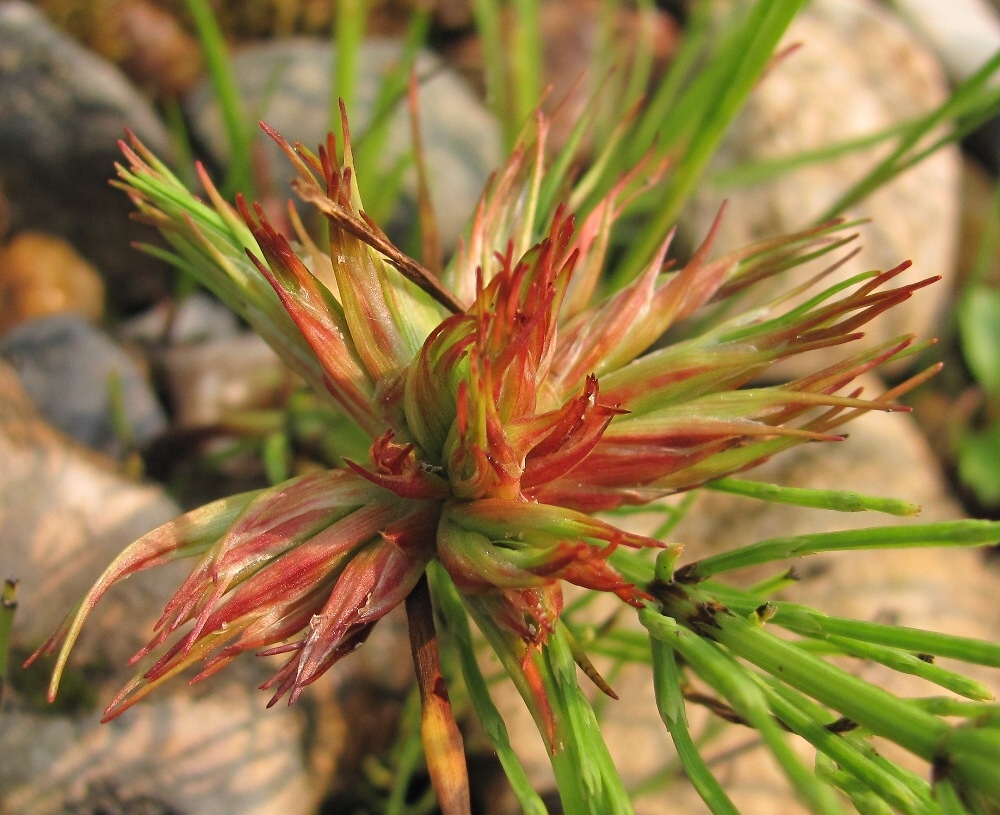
{"left": 32, "top": 106, "right": 934, "bottom": 740}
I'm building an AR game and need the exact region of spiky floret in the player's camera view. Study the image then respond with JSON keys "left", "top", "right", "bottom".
{"left": 31, "top": 105, "right": 936, "bottom": 741}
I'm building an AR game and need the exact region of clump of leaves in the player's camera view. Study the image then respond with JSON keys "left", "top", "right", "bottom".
{"left": 23, "top": 2, "right": 1000, "bottom": 814}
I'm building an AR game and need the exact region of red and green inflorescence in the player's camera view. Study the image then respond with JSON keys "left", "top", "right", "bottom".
{"left": 30, "top": 105, "right": 936, "bottom": 732}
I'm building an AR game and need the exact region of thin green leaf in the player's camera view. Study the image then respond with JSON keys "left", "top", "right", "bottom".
{"left": 819, "top": 49, "right": 1000, "bottom": 220}
{"left": 351, "top": 7, "right": 431, "bottom": 225}
{"left": 183, "top": 0, "right": 253, "bottom": 196}
{"left": 457, "top": 593, "right": 628, "bottom": 814}
{"left": 933, "top": 781, "right": 977, "bottom": 815}
{"left": 0, "top": 579, "right": 17, "bottom": 706}
{"left": 768, "top": 684, "right": 937, "bottom": 815}
{"left": 705, "top": 477, "right": 920, "bottom": 516}
{"left": 909, "top": 698, "right": 1000, "bottom": 719}
{"left": 429, "top": 564, "right": 549, "bottom": 815}
{"left": 649, "top": 637, "right": 741, "bottom": 815}
{"left": 712, "top": 119, "right": 914, "bottom": 188}
{"left": 648, "top": 586, "right": 1000, "bottom": 804}
{"left": 641, "top": 610, "right": 844, "bottom": 815}
{"left": 509, "top": 0, "right": 543, "bottom": 133}
{"left": 470, "top": 0, "right": 510, "bottom": 146}
{"left": 539, "top": 628, "right": 636, "bottom": 814}
{"left": 614, "top": 0, "right": 810, "bottom": 286}
{"left": 794, "top": 635, "right": 995, "bottom": 701}
{"left": 815, "top": 754, "right": 897, "bottom": 815}
{"left": 703, "top": 583, "right": 1000, "bottom": 668}
{"left": 676, "top": 520, "right": 1000, "bottom": 581}
{"left": 333, "top": 0, "right": 368, "bottom": 128}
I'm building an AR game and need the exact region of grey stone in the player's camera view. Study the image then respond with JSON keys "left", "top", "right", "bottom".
{"left": 0, "top": 1, "right": 172, "bottom": 310}
{"left": 119, "top": 294, "right": 240, "bottom": 347}
{"left": 0, "top": 313, "right": 167, "bottom": 457}
{"left": 184, "top": 37, "right": 503, "bottom": 250}
{"left": 160, "top": 330, "right": 286, "bottom": 428}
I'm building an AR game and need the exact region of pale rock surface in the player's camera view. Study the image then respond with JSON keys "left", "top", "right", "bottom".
{"left": 0, "top": 361, "right": 342, "bottom": 815}
{"left": 0, "top": 360, "right": 179, "bottom": 649}
{"left": 1, "top": 685, "right": 337, "bottom": 815}
{"left": 160, "top": 331, "right": 288, "bottom": 428}
{"left": 684, "top": 0, "right": 960, "bottom": 376}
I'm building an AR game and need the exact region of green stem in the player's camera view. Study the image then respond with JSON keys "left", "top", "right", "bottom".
{"left": 452, "top": 585, "right": 632, "bottom": 813}
{"left": 648, "top": 636, "right": 741, "bottom": 815}
{"left": 509, "top": 0, "right": 543, "bottom": 129}
{"left": 428, "top": 564, "right": 548, "bottom": 815}
{"left": 537, "top": 628, "right": 636, "bottom": 815}
{"left": 706, "top": 584, "right": 1000, "bottom": 669}
{"left": 761, "top": 683, "right": 937, "bottom": 815}
{"left": 651, "top": 593, "right": 945, "bottom": 755}
{"left": 792, "top": 634, "right": 994, "bottom": 701}
{"left": 645, "top": 584, "right": 1000, "bottom": 802}
{"left": 642, "top": 609, "right": 843, "bottom": 814}
{"left": 704, "top": 477, "right": 920, "bottom": 516}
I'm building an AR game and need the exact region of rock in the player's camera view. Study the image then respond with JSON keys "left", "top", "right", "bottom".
{"left": 0, "top": 357, "right": 179, "bottom": 656}
{"left": 22, "top": 0, "right": 202, "bottom": 99}
{"left": 483, "top": 389, "right": 1000, "bottom": 812}
{"left": 0, "top": 1, "right": 173, "bottom": 311}
{"left": 0, "top": 684, "right": 340, "bottom": 815}
{"left": 118, "top": 293, "right": 241, "bottom": 347}
{"left": 0, "top": 231, "right": 105, "bottom": 334}
{"left": 683, "top": 0, "right": 960, "bottom": 376}
{"left": 183, "top": 37, "right": 503, "bottom": 250}
{"left": 62, "top": 780, "right": 184, "bottom": 815}
{"left": 0, "top": 313, "right": 167, "bottom": 457}
{"left": 91, "top": 0, "right": 205, "bottom": 100}
{"left": 118, "top": 294, "right": 279, "bottom": 432}
{"left": 160, "top": 331, "right": 287, "bottom": 429}
{"left": 0, "top": 359, "right": 343, "bottom": 815}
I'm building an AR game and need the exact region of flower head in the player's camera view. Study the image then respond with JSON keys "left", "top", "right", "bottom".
{"left": 31, "top": 103, "right": 935, "bottom": 764}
